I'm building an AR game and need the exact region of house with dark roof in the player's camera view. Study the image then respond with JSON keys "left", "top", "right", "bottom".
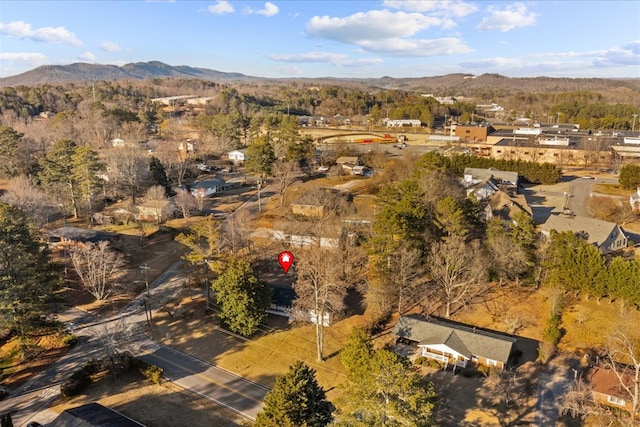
{"left": 44, "top": 402, "right": 146, "bottom": 426}
{"left": 540, "top": 214, "right": 628, "bottom": 254}
{"left": 47, "top": 226, "right": 119, "bottom": 249}
{"left": 393, "top": 315, "right": 516, "bottom": 370}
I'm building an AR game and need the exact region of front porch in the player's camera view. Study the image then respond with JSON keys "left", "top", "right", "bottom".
{"left": 421, "top": 348, "right": 468, "bottom": 370}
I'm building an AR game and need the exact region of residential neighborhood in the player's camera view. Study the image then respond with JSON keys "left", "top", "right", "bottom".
{"left": 0, "top": 68, "right": 639, "bottom": 427}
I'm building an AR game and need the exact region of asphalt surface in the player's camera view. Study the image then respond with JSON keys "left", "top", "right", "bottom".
{"left": 0, "top": 261, "right": 269, "bottom": 425}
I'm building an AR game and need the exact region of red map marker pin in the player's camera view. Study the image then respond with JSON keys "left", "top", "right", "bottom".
{"left": 278, "top": 251, "right": 294, "bottom": 273}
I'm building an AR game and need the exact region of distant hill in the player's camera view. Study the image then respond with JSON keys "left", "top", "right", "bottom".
{"left": 1, "top": 61, "right": 638, "bottom": 95}
{"left": 0, "top": 61, "right": 259, "bottom": 86}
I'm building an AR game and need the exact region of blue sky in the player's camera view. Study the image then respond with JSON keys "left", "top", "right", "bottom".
{"left": 1, "top": 1, "right": 639, "bottom": 79}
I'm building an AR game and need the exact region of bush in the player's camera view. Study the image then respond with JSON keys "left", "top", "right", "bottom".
{"left": 61, "top": 334, "right": 79, "bottom": 347}
{"left": 136, "top": 359, "right": 163, "bottom": 384}
{"left": 414, "top": 356, "right": 428, "bottom": 366}
{"left": 543, "top": 313, "right": 562, "bottom": 345}
{"left": 61, "top": 359, "right": 102, "bottom": 397}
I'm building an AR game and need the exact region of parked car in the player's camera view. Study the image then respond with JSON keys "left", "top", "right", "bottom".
{"left": 582, "top": 176, "right": 595, "bottom": 180}
{"left": 317, "top": 166, "right": 329, "bottom": 172}
{"left": 196, "top": 163, "right": 214, "bottom": 172}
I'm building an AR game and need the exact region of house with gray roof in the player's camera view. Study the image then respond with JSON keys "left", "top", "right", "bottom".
{"left": 47, "top": 226, "right": 119, "bottom": 249}
{"left": 393, "top": 315, "right": 516, "bottom": 370}
{"left": 463, "top": 167, "right": 519, "bottom": 188}
{"left": 540, "top": 214, "right": 627, "bottom": 254}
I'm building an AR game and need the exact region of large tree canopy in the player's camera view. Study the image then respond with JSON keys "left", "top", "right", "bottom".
{"left": 0, "top": 203, "right": 64, "bottom": 340}
{"left": 255, "top": 361, "right": 333, "bottom": 427}
{"left": 211, "top": 258, "right": 271, "bottom": 336}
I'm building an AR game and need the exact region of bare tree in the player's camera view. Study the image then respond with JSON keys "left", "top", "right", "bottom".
{"left": 145, "top": 185, "right": 167, "bottom": 202}
{"left": 69, "top": 241, "right": 125, "bottom": 300}
{"left": 428, "top": 235, "right": 488, "bottom": 318}
{"left": 221, "top": 207, "right": 253, "bottom": 256}
{"left": 293, "top": 248, "right": 347, "bottom": 362}
{"left": 395, "top": 243, "right": 423, "bottom": 314}
{"left": 155, "top": 142, "right": 189, "bottom": 187}
{"left": 92, "top": 317, "right": 134, "bottom": 371}
{"left": 602, "top": 329, "right": 640, "bottom": 423}
{"left": 0, "top": 175, "right": 53, "bottom": 226}
{"left": 120, "top": 121, "right": 148, "bottom": 144}
{"left": 561, "top": 377, "right": 605, "bottom": 421}
{"left": 272, "top": 159, "right": 301, "bottom": 206}
{"left": 104, "top": 146, "right": 149, "bottom": 203}
{"left": 192, "top": 187, "right": 207, "bottom": 213}
{"left": 174, "top": 190, "right": 197, "bottom": 218}
{"left": 486, "top": 233, "right": 530, "bottom": 284}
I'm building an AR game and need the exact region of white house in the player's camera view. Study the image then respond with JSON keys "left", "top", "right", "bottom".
{"left": 385, "top": 119, "right": 421, "bottom": 128}
{"left": 228, "top": 149, "right": 247, "bottom": 163}
{"left": 188, "top": 178, "right": 227, "bottom": 197}
{"left": 394, "top": 315, "right": 516, "bottom": 371}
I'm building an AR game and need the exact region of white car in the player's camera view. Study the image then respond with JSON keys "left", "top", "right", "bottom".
{"left": 582, "top": 176, "right": 595, "bottom": 180}
{"left": 317, "top": 166, "right": 329, "bottom": 172}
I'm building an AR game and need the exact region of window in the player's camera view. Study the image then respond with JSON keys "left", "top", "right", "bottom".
{"left": 496, "top": 150, "right": 502, "bottom": 154}
{"left": 607, "top": 395, "right": 625, "bottom": 406}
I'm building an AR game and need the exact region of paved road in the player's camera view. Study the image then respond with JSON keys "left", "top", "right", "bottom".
{"left": 138, "top": 343, "right": 266, "bottom": 420}
{"left": 0, "top": 261, "right": 269, "bottom": 425}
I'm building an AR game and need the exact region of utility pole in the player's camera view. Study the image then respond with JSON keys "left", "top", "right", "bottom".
{"left": 139, "top": 264, "right": 152, "bottom": 323}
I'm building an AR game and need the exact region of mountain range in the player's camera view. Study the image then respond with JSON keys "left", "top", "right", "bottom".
{"left": 1, "top": 61, "right": 639, "bottom": 94}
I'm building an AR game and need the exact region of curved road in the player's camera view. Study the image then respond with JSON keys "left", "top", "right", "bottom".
{"left": 0, "top": 262, "right": 268, "bottom": 425}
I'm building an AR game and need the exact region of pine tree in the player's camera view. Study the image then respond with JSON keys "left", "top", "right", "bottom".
{"left": 255, "top": 361, "right": 333, "bottom": 427}
{"left": 149, "top": 156, "right": 171, "bottom": 196}
{"left": 71, "top": 145, "right": 105, "bottom": 218}
{"left": 39, "top": 139, "right": 80, "bottom": 218}
{"left": 211, "top": 259, "right": 270, "bottom": 336}
{"left": 0, "top": 204, "right": 63, "bottom": 345}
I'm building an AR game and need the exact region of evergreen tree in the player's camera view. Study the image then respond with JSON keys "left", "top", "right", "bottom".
{"left": 39, "top": 139, "right": 80, "bottom": 218}
{"left": 619, "top": 164, "right": 640, "bottom": 189}
{"left": 211, "top": 259, "right": 270, "bottom": 336}
{"left": 255, "top": 361, "right": 333, "bottom": 427}
{"left": 337, "top": 329, "right": 437, "bottom": 426}
{"left": 0, "top": 204, "right": 63, "bottom": 345}
{"left": 246, "top": 136, "right": 276, "bottom": 178}
{"left": 0, "top": 125, "right": 23, "bottom": 177}
{"left": 71, "top": 145, "right": 105, "bottom": 218}
{"left": 149, "top": 156, "right": 171, "bottom": 196}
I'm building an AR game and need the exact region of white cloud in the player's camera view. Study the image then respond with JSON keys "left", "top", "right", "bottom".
{"left": 0, "top": 20, "right": 81, "bottom": 45}
{"left": 306, "top": 9, "right": 471, "bottom": 57}
{"left": 477, "top": 3, "right": 538, "bottom": 32}
{"left": 207, "top": 0, "right": 234, "bottom": 14}
{"left": 100, "top": 41, "right": 122, "bottom": 52}
{"left": 268, "top": 51, "right": 383, "bottom": 68}
{"left": 0, "top": 52, "right": 47, "bottom": 63}
{"left": 459, "top": 42, "right": 640, "bottom": 76}
{"left": 246, "top": 2, "right": 279, "bottom": 17}
{"left": 593, "top": 41, "right": 640, "bottom": 67}
{"left": 361, "top": 37, "right": 472, "bottom": 56}
{"left": 269, "top": 52, "right": 349, "bottom": 63}
{"left": 78, "top": 51, "right": 96, "bottom": 62}
{"left": 383, "top": 0, "right": 478, "bottom": 17}
{"left": 307, "top": 10, "right": 451, "bottom": 43}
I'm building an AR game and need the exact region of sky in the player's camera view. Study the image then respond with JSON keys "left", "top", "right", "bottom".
{"left": 1, "top": 0, "right": 639, "bottom": 79}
